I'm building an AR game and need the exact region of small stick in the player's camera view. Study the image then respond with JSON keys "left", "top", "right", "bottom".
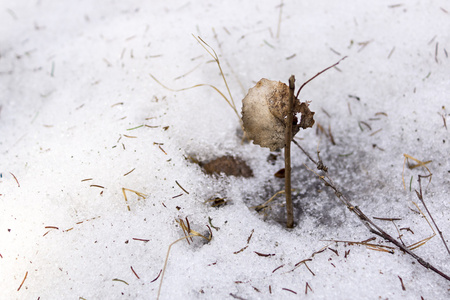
{"left": 358, "top": 40, "right": 372, "bottom": 52}
{"left": 328, "top": 124, "right": 336, "bottom": 145}
{"left": 247, "top": 229, "right": 254, "bottom": 243}
{"left": 388, "top": 47, "right": 396, "bottom": 59}
{"left": 286, "top": 54, "right": 296, "bottom": 60}
{"left": 362, "top": 237, "right": 376, "bottom": 243}
{"left": 305, "top": 282, "right": 313, "bottom": 294}
{"left": 10, "top": 172, "right": 20, "bottom": 187}
{"left": 359, "top": 121, "right": 372, "bottom": 131}
{"left": 398, "top": 276, "right": 406, "bottom": 290}
{"left": 321, "top": 108, "right": 331, "bottom": 118}
{"left": 293, "top": 140, "right": 450, "bottom": 281}
{"left": 127, "top": 125, "right": 144, "bottom": 130}
{"left": 272, "top": 265, "right": 285, "bottom": 273}
{"left": 400, "top": 227, "right": 414, "bottom": 234}
{"left": 157, "top": 226, "right": 212, "bottom": 299}
{"left": 233, "top": 245, "right": 248, "bottom": 254}
{"left": 123, "top": 168, "right": 135, "bottom": 176}
{"left": 373, "top": 217, "right": 402, "bottom": 221}
{"left": 212, "top": 28, "right": 246, "bottom": 96}
{"left": 282, "top": 288, "right": 297, "bottom": 294}
{"left": 132, "top": 238, "right": 150, "bottom": 242}
{"left": 194, "top": 35, "right": 238, "bottom": 117}
{"left": 122, "top": 188, "right": 147, "bottom": 211}
{"left": 416, "top": 175, "right": 450, "bottom": 255}
{"left": 252, "top": 190, "right": 290, "bottom": 212}
{"left": 150, "top": 269, "right": 162, "bottom": 283}
{"left": 330, "top": 47, "right": 341, "bottom": 56}
{"left": 328, "top": 248, "right": 339, "bottom": 256}
{"left": 435, "top": 42, "right": 439, "bottom": 63}
{"left": 276, "top": 0, "right": 284, "bottom": 38}
{"left": 402, "top": 154, "right": 432, "bottom": 190}
{"left": 158, "top": 145, "right": 167, "bottom": 155}
{"left": 439, "top": 112, "right": 447, "bottom": 129}
{"left": 303, "top": 262, "right": 315, "bottom": 276}
{"left": 175, "top": 180, "right": 189, "bottom": 194}
{"left": 111, "top": 102, "right": 124, "bottom": 107}
{"left": 44, "top": 226, "right": 59, "bottom": 229}
{"left": 285, "top": 75, "right": 295, "bottom": 228}
{"left": 17, "top": 271, "right": 28, "bottom": 291}
{"left": 369, "top": 128, "right": 382, "bottom": 136}
{"left": 130, "top": 266, "right": 140, "bottom": 279}
{"left": 322, "top": 239, "right": 395, "bottom": 251}
{"left": 254, "top": 251, "right": 275, "bottom": 257}
{"left": 112, "top": 278, "right": 129, "bottom": 285}
{"left": 296, "top": 56, "right": 347, "bottom": 98}
{"left": 90, "top": 184, "right": 104, "bottom": 189}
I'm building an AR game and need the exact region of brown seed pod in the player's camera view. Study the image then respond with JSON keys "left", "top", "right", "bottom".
{"left": 241, "top": 78, "right": 315, "bottom": 151}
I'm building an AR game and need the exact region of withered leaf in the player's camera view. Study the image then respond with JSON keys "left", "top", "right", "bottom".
{"left": 202, "top": 156, "right": 253, "bottom": 178}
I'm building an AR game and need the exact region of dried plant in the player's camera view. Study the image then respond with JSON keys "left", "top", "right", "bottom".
{"left": 241, "top": 57, "right": 346, "bottom": 227}
{"left": 149, "top": 35, "right": 241, "bottom": 127}
{"left": 157, "top": 218, "right": 212, "bottom": 299}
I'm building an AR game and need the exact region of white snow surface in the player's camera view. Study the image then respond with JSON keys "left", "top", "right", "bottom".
{"left": 1, "top": 1, "right": 449, "bottom": 299}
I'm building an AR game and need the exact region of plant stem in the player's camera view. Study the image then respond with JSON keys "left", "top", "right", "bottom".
{"left": 293, "top": 139, "right": 450, "bottom": 282}
{"left": 285, "top": 75, "right": 295, "bottom": 228}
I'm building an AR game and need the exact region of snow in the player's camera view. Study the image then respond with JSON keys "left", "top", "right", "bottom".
{"left": 1, "top": 0, "right": 449, "bottom": 299}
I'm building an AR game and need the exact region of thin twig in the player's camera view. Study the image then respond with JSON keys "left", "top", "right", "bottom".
{"left": 157, "top": 235, "right": 195, "bottom": 299}
{"left": 149, "top": 74, "right": 236, "bottom": 115}
{"left": 193, "top": 35, "right": 239, "bottom": 119}
{"left": 10, "top": 172, "right": 20, "bottom": 187}
{"left": 212, "top": 28, "right": 246, "bottom": 95}
{"left": 252, "top": 189, "right": 290, "bottom": 212}
{"left": 130, "top": 266, "right": 140, "bottom": 279}
{"left": 285, "top": 75, "right": 295, "bottom": 228}
{"left": 293, "top": 140, "right": 450, "bottom": 281}
{"left": 175, "top": 180, "right": 189, "bottom": 194}
{"left": 296, "top": 57, "right": 347, "bottom": 98}
{"left": 17, "top": 271, "right": 28, "bottom": 291}
{"left": 276, "top": 0, "right": 284, "bottom": 38}
{"left": 157, "top": 222, "right": 212, "bottom": 299}
{"left": 416, "top": 175, "right": 450, "bottom": 255}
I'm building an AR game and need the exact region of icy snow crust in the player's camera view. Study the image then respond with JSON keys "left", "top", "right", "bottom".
{"left": 1, "top": 1, "right": 449, "bottom": 299}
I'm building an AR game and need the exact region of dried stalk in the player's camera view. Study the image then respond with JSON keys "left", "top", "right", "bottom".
{"left": 157, "top": 220, "right": 212, "bottom": 299}
{"left": 285, "top": 75, "right": 295, "bottom": 228}
{"left": 416, "top": 175, "right": 450, "bottom": 255}
{"left": 283, "top": 56, "right": 346, "bottom": 228}
{"left": 293, "top": 140, "right": 450, "bottom": 281}
{"left": 296, "top": 56, "right": 347, "bottom": 98}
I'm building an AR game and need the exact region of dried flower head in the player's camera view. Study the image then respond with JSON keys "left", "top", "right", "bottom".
{"left": 241, "top": 78, "right": 315, "bottom": 151}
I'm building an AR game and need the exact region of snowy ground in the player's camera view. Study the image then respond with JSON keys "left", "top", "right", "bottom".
{"left": 1, "top": 1, "right": 449, "bottom": 299}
